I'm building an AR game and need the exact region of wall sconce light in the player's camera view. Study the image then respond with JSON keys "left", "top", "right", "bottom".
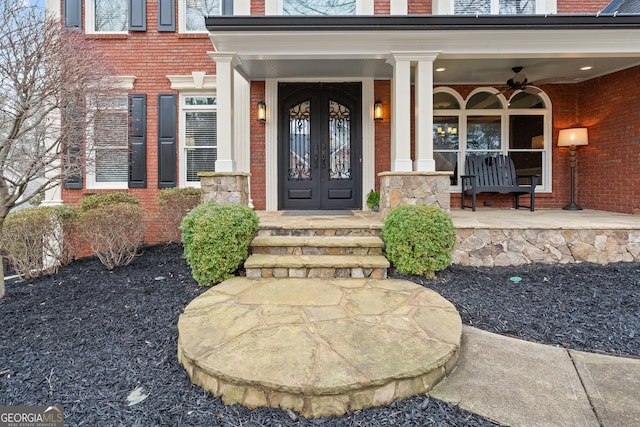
{"left": 374, "top": 100, "right": 383, "bottom": 121}
{"left": 558, "top": 127, "right": 589, "bottom": 210}
{"left": 257, "top": 100, "right": 266, "bottom": 123}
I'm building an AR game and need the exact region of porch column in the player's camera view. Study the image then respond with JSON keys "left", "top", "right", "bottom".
{"left": 388, "top": 53, "right": 413, "bottom": 172}
{"left": 209, "top": 52, "right": 236, "bottom": 172}
{"left": 415, "top": 53, "right": 439, "bottom": 171}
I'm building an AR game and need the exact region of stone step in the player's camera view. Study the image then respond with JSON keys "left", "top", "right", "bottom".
{"left": 256, "top": 225, "right": 382, "bottom": 238}
{"left": 251, "top": 236, "right": 384, "bottom": 255}
{"left": 244, "top": 254, "right": 389, "bottom": 279}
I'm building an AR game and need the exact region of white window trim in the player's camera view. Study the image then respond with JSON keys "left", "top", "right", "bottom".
{"left": 85, "top": 0, "right": 128, "bottom": 35}
{"left": 86, "top": 76, "right": 135, "bottom": 190}
{"left": 265, "top": 0, "right": 374, "bottom": 15}
{"left": 434, "top": 86, "right": 552, "bottom": 192}
{"left": 432, "top": 0, "right": 557, "bottom": 15}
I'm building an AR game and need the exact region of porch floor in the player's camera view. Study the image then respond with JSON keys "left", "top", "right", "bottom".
{"left": 257, "top": 208, "right": 640, "bottom": 231}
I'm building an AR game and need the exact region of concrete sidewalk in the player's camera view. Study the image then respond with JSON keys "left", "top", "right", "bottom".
{"left": 429, "top": 326, "right": 640, "bottom": 427}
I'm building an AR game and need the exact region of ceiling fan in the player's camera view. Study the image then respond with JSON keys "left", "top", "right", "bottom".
{"left": 500, "top": 66, "right": 542, "bottom": 94}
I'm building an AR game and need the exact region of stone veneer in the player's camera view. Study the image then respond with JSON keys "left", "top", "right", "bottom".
{"left": 378, "top": 171, "right": 452, "bottom": 216}
{"left": 199, "top": 172, "right": 250, "bottom": 205}
{"left": 453, "top": 229, "right": 640, "bottom": 267}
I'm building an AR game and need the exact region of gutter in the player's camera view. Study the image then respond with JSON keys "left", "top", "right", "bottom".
{"left": 206, "top": 14, "right": 640, "bottom": 32}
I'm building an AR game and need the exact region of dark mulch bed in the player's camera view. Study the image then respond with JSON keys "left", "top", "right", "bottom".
{"left": 1, "top": 243, "right": 638, "bottom": 426}
{"left": 392, "top": 262, "right": 640, "bottom": 358}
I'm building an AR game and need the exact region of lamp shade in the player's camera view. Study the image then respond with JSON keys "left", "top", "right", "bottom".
{"left": 558, "top": 128, "right": 589, "bottom": 147}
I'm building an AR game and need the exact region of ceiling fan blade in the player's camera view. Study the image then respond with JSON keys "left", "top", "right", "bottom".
{"left": 523, "top": 86, "right": 541, "bottom": 95}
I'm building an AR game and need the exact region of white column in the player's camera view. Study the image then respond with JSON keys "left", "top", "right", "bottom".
{"left": 415, "top": 54, "right": 439, "bottom": 171}
{"left": 209, "top": 52, "right": 236, "bottom": 172}
{"left": 389, "top": 53, "right": 413, "bottom": 172}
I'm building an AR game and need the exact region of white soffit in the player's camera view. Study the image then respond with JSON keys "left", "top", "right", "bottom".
{"left": 209, "top": 28, "right": 640, "bottom": 82}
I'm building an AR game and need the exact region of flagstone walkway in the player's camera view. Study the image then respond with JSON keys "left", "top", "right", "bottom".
{"left": 178, "top": 276, "right": 461, "bottom": 418}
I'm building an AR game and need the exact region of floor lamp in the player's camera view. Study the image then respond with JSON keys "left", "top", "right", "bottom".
{"left": 558, "top": 128, "right": 589, "bottom": 210}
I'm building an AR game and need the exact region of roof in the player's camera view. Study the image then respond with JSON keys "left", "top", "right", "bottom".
{"left": 602, "top": 0, "right": 640, "bottom": 14}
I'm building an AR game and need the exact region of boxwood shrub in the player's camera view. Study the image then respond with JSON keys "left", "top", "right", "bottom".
{"left": 382, "top": 204, "right": 456, "bottom": 279}
{"left": 180, "top": 203, "right": 259, "bottom": 286}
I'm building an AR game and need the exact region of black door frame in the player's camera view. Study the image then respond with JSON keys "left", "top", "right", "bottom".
{"left": 278, "top": 82, "right": 362, "bottom": 210}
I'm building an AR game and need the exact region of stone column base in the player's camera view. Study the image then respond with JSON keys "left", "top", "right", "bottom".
{"left": 199, "top": 172, "right": 251, "bottom": 206}
{"left": 379, "top": 171, "right": 452, "bottom": 217}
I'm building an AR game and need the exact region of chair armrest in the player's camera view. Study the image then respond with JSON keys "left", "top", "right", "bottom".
{"left": 516, "top": 175, "right": 539, "bottom": 186}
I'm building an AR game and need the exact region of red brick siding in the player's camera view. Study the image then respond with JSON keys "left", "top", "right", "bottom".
{"left": 374, "top": 80, "right": 392, "bottom": 191}
{"left": 577, "top": 66, "right": 640, "bottom": 214}
{"left": 557, "top": 0, "right": 610, "bottom": 14}
{"left": 408, "top": 0, "right": 432, "bottom": 14}
{"left": 375, "top": 0, "right": 390, "bottom": 14}
{"left": 250, "top": 81, "right": 267, "bottom": 209}
{"left": 252, "top": 0, "right": 265, "bottom": 15}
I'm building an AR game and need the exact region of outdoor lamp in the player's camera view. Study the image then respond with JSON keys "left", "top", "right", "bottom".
{"left": 558, "top": 127, "right": 589, "bottom": 210}
{"left": 374, "top": 100, "right": 383, "bottom": 121}
{"left": 257, "top": 100, "right": 267, "bottom": 123}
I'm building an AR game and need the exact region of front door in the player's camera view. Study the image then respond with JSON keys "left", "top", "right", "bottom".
{"left": 279, "top": 83, "right": 362, "bottom": 210}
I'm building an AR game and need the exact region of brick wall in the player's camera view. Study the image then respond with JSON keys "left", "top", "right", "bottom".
{"left": 374, "top": 81, "right": 392, "bottom": 191}
{"left": 250, "top": 81, "right": 267, "bottom": 209}
{"left": 577, "top": 66, "right": 640, "bottom": 214}
{"left": 557, "top": 0, "right": 611, "bottom": 14}
{"left": 408, "top": 0, "right": 432, "bottom": 14}
{"left": 375, "top": 0, "right": 391, "bottom": 14}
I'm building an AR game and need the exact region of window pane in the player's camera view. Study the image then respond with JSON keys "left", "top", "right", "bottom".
{"left": 328, "top": 100, "right": 352, "bottom": 180}
{"left": 186, "top": 0, "right": 220, "bottom": 31}
{"left": 509, "top": 92, "right": 545, "bottom": 109}
{"left": 467, "top": 116, "right": 501, "bottom": 150}
{"left": 288, "top": 100, "right": 311, "bottom": 181}
{"left": 185, "top": 111, "right": 217, "bottom": 181}
{"left": 284, "top": 0, "right": 356, "bottom": 15}
{"left": 510, "top": 152, "right": 542, "bottom": 185}
{"left": 435, "top": 152, "right": 458, "bottom": 186}
{"left": 454, "top": 0, "right": 490, "bottom": 14}
{"left": 93, "top": 99, "right": 128, "bottom": 182}
{"left": 95, "top": 0, "right": 128, "bottom": 32}
{"left": 433, "top": 117, "right": 459, "bottom": 150}
{"left": 185, "top": 96, "right": 217, "bottom": 106}
{"left": 508, "top": 115, "right": 543, "bottom": 149}
{"left": 499, "top": 0, "right": 535, "bottom": 14}
{"left": 434, "top": 92, "right": 460, "bottom": 109}
{"left": 467, "top": 92, "right": 502, "bottom": 109}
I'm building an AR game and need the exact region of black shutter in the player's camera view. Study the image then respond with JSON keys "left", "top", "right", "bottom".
{"left": 63, "top": 0, "right": 82, "bottom": 29}
{"left": 158, "top": 94, "right": 177, "bottom": 188}
{"left": 222, "top": 0, "right": 233, "bottom": 15}
{"left": 129, "top": 94, "right": 147, "bottom": 188}
{"left": 158, "top": 0, "right": 175, "bottom": 32}
{"left": 63, "top": 147, "right": 83, "bottom": 189}
{"left": 129, "top": 0, "right": 146, "bottom": 31}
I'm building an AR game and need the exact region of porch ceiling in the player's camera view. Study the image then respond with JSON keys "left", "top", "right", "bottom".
{"left": 207, "top": 15, "right": 640, "bottom": 84}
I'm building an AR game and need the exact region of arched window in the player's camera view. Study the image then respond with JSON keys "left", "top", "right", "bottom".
{"left": 434, "top": 87, "right": 551, "bottom": 191}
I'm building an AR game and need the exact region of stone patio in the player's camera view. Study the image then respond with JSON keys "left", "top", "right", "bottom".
{"left": 178, "top": 277, "right": 461, "bottom": 418}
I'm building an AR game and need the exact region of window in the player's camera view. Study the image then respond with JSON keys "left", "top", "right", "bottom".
{"left": 433, "top": 88, "right": 551, "bottom": 191}
{"left": 183, "top": 0, "right": 221, "bottom": 32}
{"left": 91, "top": 0, "right": 128, "bottom": 33}
{"left": 180, "top": 95, "right": 217, "bottom": 185}
{"left": 283, "top": 0, "right": 356, "bottom": 15}
{"left": 265, "top": 0, "right": 370, "bottom": 15}
{"left": 433, "top": 0, "right": 555, "bottom": 14}
{"left": 87, "top": 97, "right": 129, "bottom": 189}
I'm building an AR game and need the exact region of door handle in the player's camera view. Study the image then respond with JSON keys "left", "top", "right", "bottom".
{"left": 313, "top": 145, "right": 319, "bottom": 168}
{"left": 321, "top": 144, "right": 326, "bottom": 167}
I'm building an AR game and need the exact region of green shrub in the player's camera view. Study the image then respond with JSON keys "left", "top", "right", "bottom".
{"left": 1, "top": 205, "right": 78, "bottom": 278}
{"left": 180, "top": 203, "right": 259, "bottom": 286}
{"left": 80, "top": 192, "right": 139, "bottom": 212}
{"left": 382, "top": 204, "right": 456, "bottom": 279}
{"left": 156, "top": 187, "right": 202, "bottom": 242}
{"left": 79, "top": 197, "right": 146, "bottom": 270}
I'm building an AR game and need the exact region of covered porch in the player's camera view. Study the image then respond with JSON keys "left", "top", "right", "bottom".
{"left": 206, "top": 14, "right": 640, "bottom": 213}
